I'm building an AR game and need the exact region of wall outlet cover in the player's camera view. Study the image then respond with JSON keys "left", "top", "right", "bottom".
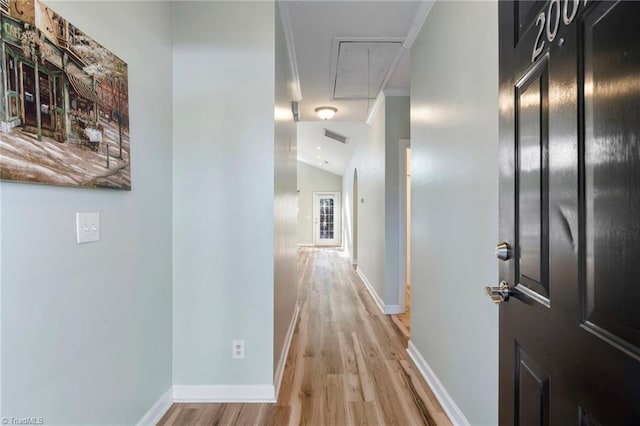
{"left": 232, "top": 340, "right": 245, "bottom": 359}
{"left": 76, "top": 212, "right": 100, "bottom": 244}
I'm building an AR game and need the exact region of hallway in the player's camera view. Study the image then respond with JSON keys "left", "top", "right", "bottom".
{"left": 159, "top": 248, "right": 451, "bottom": 425}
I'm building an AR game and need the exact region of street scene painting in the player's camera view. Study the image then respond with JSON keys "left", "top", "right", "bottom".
{"left": 0, "top": 0, "right": 130, "bottom": 190}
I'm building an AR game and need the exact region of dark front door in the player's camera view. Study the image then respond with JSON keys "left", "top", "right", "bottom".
{"left": 497, "top": 1, "right": 640, "bottom": 424}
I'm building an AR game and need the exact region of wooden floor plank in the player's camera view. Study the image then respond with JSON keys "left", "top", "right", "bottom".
{"left": 158, "top": 248, "right": 452, "bottom": 426}
{"left": 234, "top": 404, "right": 267, "bottom": 426}
{"left": 323, "top": 374, "right": 349, "bottom": 425}
{"left": 348, "top": 401, "right": 385, "bottom": 426}
{"left": 351, "top": 332, "right": 377, "bottom": 403}
{"left": 265, "top": 406, "right": 291, "bottom": 426}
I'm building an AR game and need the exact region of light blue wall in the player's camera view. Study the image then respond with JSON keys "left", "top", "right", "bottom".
{"left": 0, "top": 2, "right": 173, "bottom": 423}
{"left": 172, "top": 1, "right": 276, "bottom": 386}
{"left": 273, "top": 1, "right": 298, "bottom": 376}
{"left": 354, "top": 101, "right": 386, "bottom": 302}
{"left": 410, "top": 1, "right": 499, "bottom": 424}
{"left": 341, "top": 96, "right": 411, "bottom": 310}
{"left": 384, "top": 96, "right": 410, "bottom": 305}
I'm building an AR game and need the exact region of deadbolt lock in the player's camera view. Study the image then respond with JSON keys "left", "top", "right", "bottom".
{"left": 495, "top": 242, "right": 512, "bottom": 261}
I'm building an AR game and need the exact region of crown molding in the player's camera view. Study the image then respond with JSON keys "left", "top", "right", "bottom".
{"left": 403, "top": 0, "right": 436, "bottom": 50}
{"left": 366, "top": 91, "right": 385, "bottom": 125}
{"left": 278, "top": 1, "right": 302, "bottom": 102}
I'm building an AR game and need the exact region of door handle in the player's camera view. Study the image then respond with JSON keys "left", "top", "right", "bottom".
{"left": 485, "top": 281, "right": 513, "bottom": 304}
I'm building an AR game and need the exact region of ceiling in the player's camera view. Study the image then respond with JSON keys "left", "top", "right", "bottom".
{"left": 285, "top": 0, "right": 426, "bottom": 122}
{"left": 297, "top": 121, "right": 370, "bottom": 176}
{"left": 283, "top": 1, "right": 432, "bottom": 176}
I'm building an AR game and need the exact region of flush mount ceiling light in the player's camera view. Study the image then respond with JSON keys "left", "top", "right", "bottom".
{"left": 315, "top": 106, "right": 338, "bottom": 120}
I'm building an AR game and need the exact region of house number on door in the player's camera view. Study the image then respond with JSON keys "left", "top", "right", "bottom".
{"left": 532, "top": 0, "right": 587, "bottom": 62}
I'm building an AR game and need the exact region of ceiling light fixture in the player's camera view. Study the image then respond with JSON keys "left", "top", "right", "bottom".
{"left": 315, "top": 106, "right": 337, "bottom": 120}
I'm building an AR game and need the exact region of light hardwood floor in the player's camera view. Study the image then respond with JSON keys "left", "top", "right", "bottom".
{"left": 159, "top": 248, "right": 451, "bottom": 425}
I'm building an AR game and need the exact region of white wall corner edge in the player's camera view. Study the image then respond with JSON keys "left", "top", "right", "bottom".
{"left": 406, "top": 341, "right": 471, "bottom": 426}
{"left": 274, "top": 302, "right": 301, "bottom": 399}
{"left": 356, "top": 267, "right": 386, "bottom": 315}
{"left": 173, "top": 385, "right": 276, "bottom": 403}
{"left": 136, "top": 387, "right": 174, "bottom": 426}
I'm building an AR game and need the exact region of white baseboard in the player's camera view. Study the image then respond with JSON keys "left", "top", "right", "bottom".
{"left": 407, "top": 341, "right": 470, "bottom": 426}
{"left": 136, "top": 306, "right": 299, "bottom": 421}
{"left": 297, "top": 243, "right": 314, "bottom": 247}
{"left": 137, "top": 387, "right": 173, "bottom": 426}
{"left": 138, "top": 382, "right": 278, "bottom": 423}
{"left": 137, "top": 313, "right": 298, "bottom": 423}
{"left": 274, "top": 302, "right": 300, "bottom": 400}
{"left": 356, "top": 267, "right": 386, "bottom": 314}
{"left": 356, "top": 268, "right": 405, "bottom": 315}
{"left": 173, "top": 385, "right": 275, "bottom": 403}
{"left": 384, "top": 304, "right": 404, "bottom": 315}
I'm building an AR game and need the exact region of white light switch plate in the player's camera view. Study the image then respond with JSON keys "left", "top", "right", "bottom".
{"left": 76, "top": 212, "right": 100, "bottom": 244}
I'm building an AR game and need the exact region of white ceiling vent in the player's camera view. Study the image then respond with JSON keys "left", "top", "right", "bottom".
{"left": 331, "top": 38, "right": 403, "bottom": 100}
{"left": 324, "top": 128, "right": 348, "bottom": 144}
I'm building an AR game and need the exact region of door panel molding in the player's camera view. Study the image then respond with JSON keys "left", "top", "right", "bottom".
{"left": 578, "top": 0, "right": 640, "bottom": 358}
{"left": 515, "top": 55, "right": 550, "bottom": 301}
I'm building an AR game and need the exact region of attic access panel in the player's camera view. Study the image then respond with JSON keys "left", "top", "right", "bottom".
{"left": 332, "top": 39, "right": 403, "bottom": 100}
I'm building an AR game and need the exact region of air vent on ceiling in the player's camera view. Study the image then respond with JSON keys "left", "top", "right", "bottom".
{"left": 324, "top": 128, "right": 348, "bottom": 144}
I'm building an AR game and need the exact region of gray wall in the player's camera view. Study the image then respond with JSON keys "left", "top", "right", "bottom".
{"left": 0, "top": 1, "right": 173, "bottom": 423}
{"left": 410, "top": 1, "right": 499, "bottom": 424}
{"left": 297, "top": 162, "right": 342, "bottom": 245}
{"left": 273, "top": 2, "right": 298, "bottom": 377}
{"left": 172, "top": 1, "right": 276, "bottom": 386}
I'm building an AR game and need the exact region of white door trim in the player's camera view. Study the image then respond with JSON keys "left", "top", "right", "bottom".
{"left": 398, "top": 139, "right": 410, "bottom": 313}
{"left": 313, "top": 191, "right": 341, "bottom": 246}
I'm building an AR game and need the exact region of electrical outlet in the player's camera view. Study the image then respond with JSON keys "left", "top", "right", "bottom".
{"left": 232, "top": 340, "right": 245, "bottom": 359}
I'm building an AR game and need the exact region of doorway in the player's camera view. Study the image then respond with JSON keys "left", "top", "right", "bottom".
{"left": 313, "top": 192, "right": 341, "bottom": 246}
{"left": 404, "top": 146, "right": 411, "bottom": 333}
{"left": 393, "top": 140, "right": 411, "bottom": 339}
{"left": 352, "top": 169, "right": 358, "bottom": 265}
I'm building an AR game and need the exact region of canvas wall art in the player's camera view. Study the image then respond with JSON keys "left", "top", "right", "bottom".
{"left": 0, "top": 0, "right": 130, "bottom": 190}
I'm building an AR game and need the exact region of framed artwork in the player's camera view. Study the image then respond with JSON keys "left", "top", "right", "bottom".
{"left": 0, "top": 0, "right": 130, "bottom": 190}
